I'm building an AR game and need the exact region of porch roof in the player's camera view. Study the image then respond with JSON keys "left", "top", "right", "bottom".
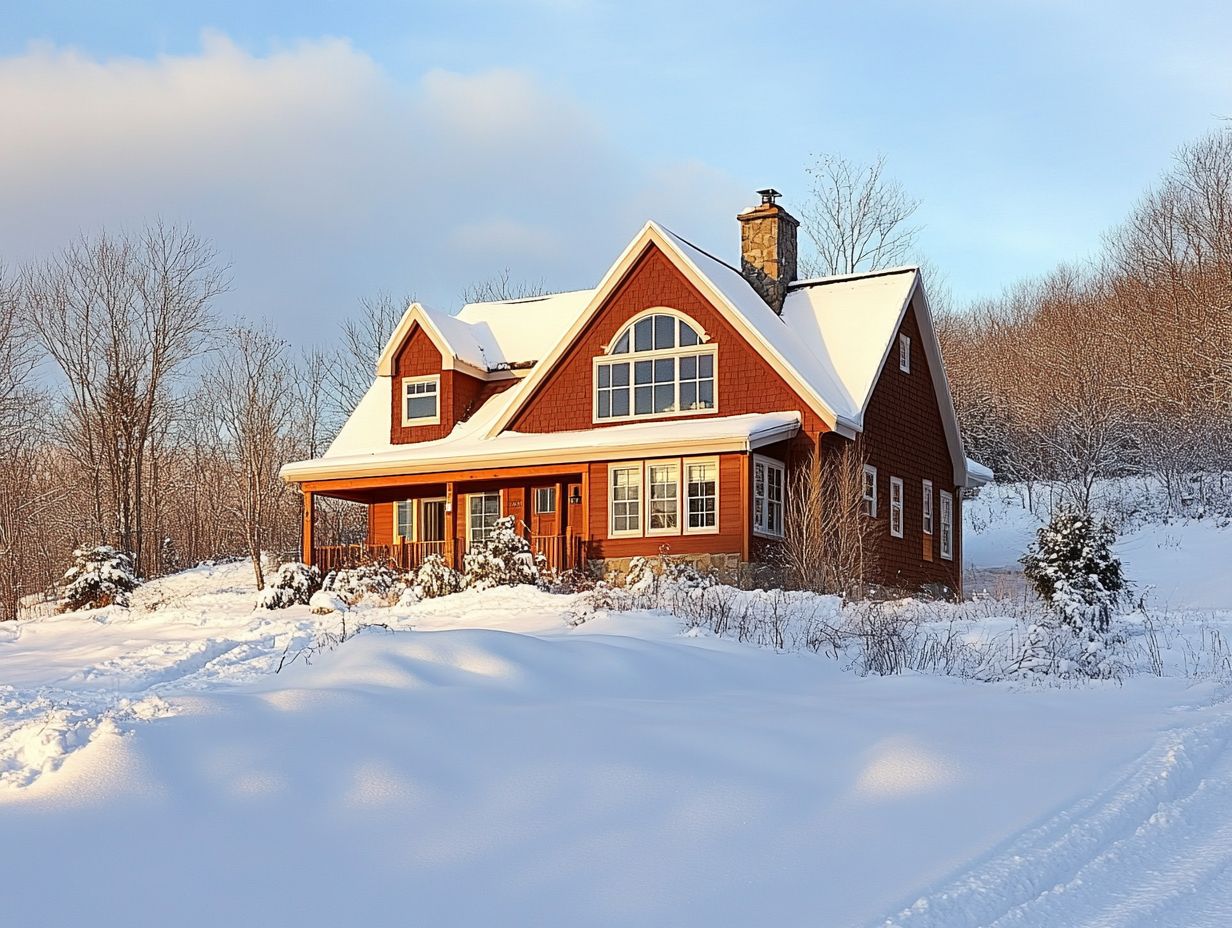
{"left": 281, "top": 411, "right": 802, "bottom": 483}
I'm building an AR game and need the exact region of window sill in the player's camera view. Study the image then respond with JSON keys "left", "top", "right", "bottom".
{"left": 593, "top": 406, "right": 719, "bottom": 426}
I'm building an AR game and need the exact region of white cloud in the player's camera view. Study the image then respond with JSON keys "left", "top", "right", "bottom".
{"left": 0, "top": 33, "right": 747, "bottom": 335}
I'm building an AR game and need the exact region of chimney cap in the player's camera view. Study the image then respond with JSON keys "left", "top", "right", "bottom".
{"left": 757, "top": 187, "right": 782, "bottom": 205}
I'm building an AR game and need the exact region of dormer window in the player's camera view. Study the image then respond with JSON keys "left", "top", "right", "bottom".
{"left": 402, "top": 375, "right": 440, "bottom": 426}
{"left": 594, "top": 311, "right": 717, "bottom": 422}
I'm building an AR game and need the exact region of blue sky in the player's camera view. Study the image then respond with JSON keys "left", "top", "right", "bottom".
{"left": 2, "top": 1, "right": 1229, "bottom": 335}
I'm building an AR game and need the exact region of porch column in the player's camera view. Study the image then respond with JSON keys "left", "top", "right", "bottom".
{"left": 445, "top": 481, "right": 457, "bottom": 569}
{"left": 301, "top": 488, "right": 315, "bottom": 566}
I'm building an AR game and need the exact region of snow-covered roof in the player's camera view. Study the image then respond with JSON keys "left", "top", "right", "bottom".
{"left": 289, "top": 217, "right": 977, "bottom": 486}
{"left": 965, "top": 457, "right": 995, "bottom": 487}
{"left": 284, "top": 404, "right": 801, "bottom": 482}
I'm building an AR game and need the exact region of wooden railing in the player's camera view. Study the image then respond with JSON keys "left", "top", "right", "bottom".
{"left": 314, "top": 533, "right": 587, "bottom": 574}
{"left": 314, "top": 540, "right": 446, "bottom": 574}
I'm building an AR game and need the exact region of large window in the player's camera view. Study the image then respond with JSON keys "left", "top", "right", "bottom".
{"left": 939, "top": 491, "right": 954, "bottom": 560}
{"left": 594, "top": 312, "right": 716, "bottom": 421}
{"left": 647, "top": 462, "right": 680, "bottom": 535}
{"left": 609, "top": 465, "right": 642, "bottom": 536}
{"left": 889, "top": 477, "right": 904, "bottom": 538}
{"left": 402, "top": 375, "right": 440, "bottom": 426}
{"left": 752, "top": 455, "right": 784, "bottom": 538}
{"left": 685, "top": 459, "right": 718, "bottom": 533}
{"left": 468, "top": 492, "right": 501, "bottom": 547}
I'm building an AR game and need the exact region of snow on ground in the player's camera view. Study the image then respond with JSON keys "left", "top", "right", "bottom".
{"left": 2, "top": 496, "right": 1232, "bottom": 927}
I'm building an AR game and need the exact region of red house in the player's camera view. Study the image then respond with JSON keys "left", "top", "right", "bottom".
{"left": 281, "top": 190, "right": 991, "bottom": 594}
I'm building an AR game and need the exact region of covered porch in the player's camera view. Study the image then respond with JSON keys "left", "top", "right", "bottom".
{"left": 300, "top": 463, "right": 591, "bottom": 575}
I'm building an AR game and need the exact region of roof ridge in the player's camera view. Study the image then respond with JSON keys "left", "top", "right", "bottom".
{"left": 788, "top": 266, "right": 918, "bottom": 289}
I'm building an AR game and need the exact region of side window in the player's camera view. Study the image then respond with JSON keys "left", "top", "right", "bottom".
{"left": 534, "top": 487, "right": 557, "bottom": 514}
{"left": 922, "top": 480, "right": 934, "bottom": 535}
{"left": 940, "top": 491, "right": 954, "bottom": 560}
{"left": 395, "top": 500, "right": 414, "bottom": 543}
{"left": 898, "top": 334, "right": 911, "bottom": 373}
{"left": 646, "top": 461, "right": 680, "bottom": 534}
{"left": 889, "top": 477, "right": 904, "bottom": 538}
{"left": 863, "top": 465, "right": 878, "bottom": 517}
{"left": 684, "top": 459, "right": 718, "bottom": 532}
{"left": 752, "top": 456, "right": 785, "bottom": 537}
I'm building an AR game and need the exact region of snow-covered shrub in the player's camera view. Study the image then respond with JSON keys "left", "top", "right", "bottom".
{"left": 256, "top": 562, "right": 321, "bottom": 609}
{"left": 58, "top": 545, "right": 140, "bottom": 611}
{"left": 413, "top": 554, "right": 463, "bottom": 599}
{"left": 1021, "top": 506, "right": 1126, "bottom": 633}
{"left": 1008, "top": 618, "right": 1126, "bottom": 682}
{"left": 462, "top": 517, "right": 541, "bottom": 590}
{"left": 309, "top": 590, "right": 349, "bottom": 615}
{"left": 323, "top": 563, "right": 406, "bottom": 607}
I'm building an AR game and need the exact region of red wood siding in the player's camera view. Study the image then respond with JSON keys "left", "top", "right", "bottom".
{"left": 855, "top": 299, "right": 963, "bottom": 593}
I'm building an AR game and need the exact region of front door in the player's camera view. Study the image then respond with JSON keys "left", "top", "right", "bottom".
{"left": 420, "top": 498, "right": 446, "bottom": 546}
{"left": 530, "top": 485, "right": 559, "bottom": 539}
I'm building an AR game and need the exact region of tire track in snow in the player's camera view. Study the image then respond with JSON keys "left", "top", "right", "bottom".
{"left": 879, "top": 711, "right": 1232, "bottom": 928}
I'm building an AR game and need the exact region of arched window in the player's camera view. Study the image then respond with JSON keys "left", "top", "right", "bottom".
{"left": 594, "top": 311, "right": 717, "bottom": 421}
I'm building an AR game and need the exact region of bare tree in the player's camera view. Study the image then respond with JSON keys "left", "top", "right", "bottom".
{"left": 203, "top": 325, "right": 296, "bottom": 589}
{"left": 781, "top": 439, "right": 881, "bottom": 599}
{"left": 460, "top": 267, "right": 547, "bottom": 305}
{"left": 327, "top": 291, "right": 411, "bottom": 420}
{"left": 799, "top": 153, "right": 922, "bottom": 277}
{"left": 24, "top": 223, "right": 225, "bottom": 572}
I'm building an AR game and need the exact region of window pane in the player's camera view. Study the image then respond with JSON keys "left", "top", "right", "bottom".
{"left": 634, "top": 318, "right": 653, "bottom": 352}
{"left": 598, "top": 365, "right": 610, "bottom": 388}
{"left": 598, "top": 392, "right": 610, "bottom": 418}
{"left": 679, "top": 321, "right": 699, "bottom": 346}
{"left": 680, "top": 355, "right": 696, "bottom": 378}
{"left": 611, "top": 389, "right": 630, "bottom": 417}
{"left": 654, "top": 357, "right": 674, "bottom": 380}
{"left": 680, "top": 382, "right": 697, "bottom": 410}
{"left": 634, "top": 385, "right": 653, "bottom": 414}
{"left": 654, "top": 384, "right": 674, "bottom": 413}
{"left": 408, "top": 395, "right": 437, "bottom": 419}
{"left": 698, "top": 381, "right": 714, "bottom": 408}
{"left": 654, "top": 314, "right": 675, "bottom": 350}
{"left": 699, "top": 354, "right": 713, "bottom": 378}
{"left": 634, "top": 360, "right": 652, "bottom": 384}
{"left": 611, "top": 362, "right": 629, "bottom": 387}
{"left": 613, "top": 331, "right": 630, "bottom": 354}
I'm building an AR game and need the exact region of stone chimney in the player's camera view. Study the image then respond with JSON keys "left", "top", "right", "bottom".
{"left": 737, "top": 188, "right": 799, "bottom": 314}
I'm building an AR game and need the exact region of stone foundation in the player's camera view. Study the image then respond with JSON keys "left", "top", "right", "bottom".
{"left": 595, "top": 552, "right": 745, "bottom": 584}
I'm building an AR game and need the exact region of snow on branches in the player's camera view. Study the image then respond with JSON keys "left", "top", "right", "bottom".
{"left": 58, "top": 545, "right": 141, "bottom": 611}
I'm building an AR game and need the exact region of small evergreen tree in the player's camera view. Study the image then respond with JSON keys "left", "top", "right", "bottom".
{"left": 59, "top": 545, "right": 141, "bottom": 611}
{"left": 1021, "top": 506, "right": 1126, "bottom": 633}
{"left": 413, "top": 554, "right": 464, "bottom": 600}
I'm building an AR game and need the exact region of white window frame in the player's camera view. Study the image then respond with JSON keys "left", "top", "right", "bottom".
{"left": 608, "top": 464, "right": 643, "bottom": 537}
{"left": 863, "top": 464, "right": 878, "bottom": 518}
{"left": 898, "top": 334, "right": 911, "bottom": 373}
{"left": 922, "top": 480, "right": 934, "bottom": 536}
{"left": 533, "top": 486, "right": 557, "bottom": 515}
{"left": 592, "top": 309, "right": 718, "bottom": 425}
{"left": 939, "top": 491, "right": 954, "bottom": 561}
{"left": 467, "top": 492, "right": 502, "bottom": 547}
{"left": 401, "top": 374, "right": 441, "bottom": 426}
{"left": 394, "top": 500, "right": 415, "bottom": 543}
{"left": 683, "top": 457, "right": 720, "bottom": 535}
{"left": 752, "top": 454, "right": 785, "bottom": 539}
{"left": 645, "top": 460, "right": 681, "bottom": 536}
{"left": 889, "top": 476, "right": 904, "bottom": 539}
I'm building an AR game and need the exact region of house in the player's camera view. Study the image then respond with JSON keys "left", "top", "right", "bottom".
{"left": 281, "top": 189, "right": 992, "bottom": 594}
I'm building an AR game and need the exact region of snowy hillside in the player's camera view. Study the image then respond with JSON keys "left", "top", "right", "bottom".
{"left": 3, "top": 504, "right": 1232, "bottom": 927}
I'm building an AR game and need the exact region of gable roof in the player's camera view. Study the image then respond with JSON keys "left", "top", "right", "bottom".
{"left": 376, "top": 290, "right": 594, "bottom": 379}
{"left": 290, "top": 218, "right": 982, "bottom": 487}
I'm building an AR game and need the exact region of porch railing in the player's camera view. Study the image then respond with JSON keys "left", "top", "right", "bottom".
{"left": 313, "top": 533, "right": 587, "bottom": 574}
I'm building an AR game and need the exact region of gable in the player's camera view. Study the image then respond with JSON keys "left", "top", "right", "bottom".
{"left": 507, "top": 242, "right": 829, "bottom": 438}
{"left": 389, "top": 324, "right": 514, "bottom": 445}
